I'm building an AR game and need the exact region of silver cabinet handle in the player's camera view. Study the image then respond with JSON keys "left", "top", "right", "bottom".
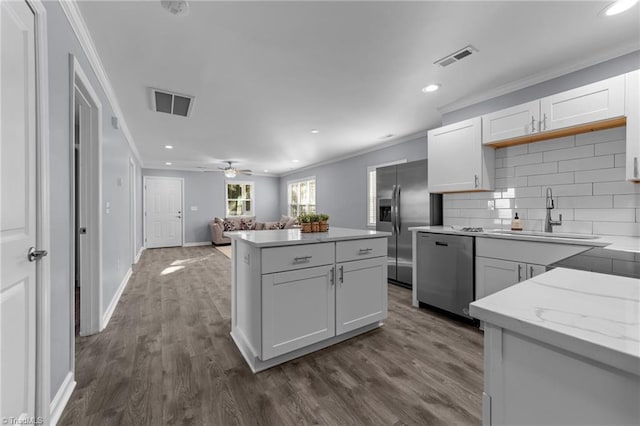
{"left": 28, "top": 247, "right": 48, "bottom": 262}
{"left": 293, "top": 255, "right": 312, "bottom": 263}
{"left": 539, "top": 113, "right": 547, "bottom": 131}
{"left": 358, "top": 248, "right": 373, "bottom": 254}
{"left": 529, "top": 265, "right": 534, "bottom": 278}
{"left": 634, "top": 157, "right": 638, "bottom": 178}
{"left": 517, "top": 263, "right": 523, "bottom": 282}
{"left": 329, "top": 267, "right": 335, "bottom": 286}
{"left": 339, "top": 265, "right": 344, "bottom": 284}
{"left": 530, "top": 115, "right": 536, "bottom": 133}
{"left": 474, "top": 175, "right": 479, "bottom": 188}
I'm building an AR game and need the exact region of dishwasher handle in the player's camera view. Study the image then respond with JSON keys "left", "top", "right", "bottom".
{"left": 435, "top": 241, "right": 449, "bottom": 247}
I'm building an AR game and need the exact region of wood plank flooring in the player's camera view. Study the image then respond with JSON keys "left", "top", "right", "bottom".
{"left": 59, "top": 246, "right": 483, "bottom": 425}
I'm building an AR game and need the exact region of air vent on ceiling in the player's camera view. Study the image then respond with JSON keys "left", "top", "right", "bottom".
{"left": 151, "top": 88, "right": 194, "bottom": 117}
{"left": 434, "top": 45, "right": 478, "bottom": 68}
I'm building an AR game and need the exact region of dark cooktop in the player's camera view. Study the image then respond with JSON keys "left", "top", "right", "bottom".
{"left": 550, "top": 247, "right": 640, "bottom": 279}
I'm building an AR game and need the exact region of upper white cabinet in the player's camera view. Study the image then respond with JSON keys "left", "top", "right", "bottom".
{"left": 540, "top": 74, "right": 625, "bottom": 131}
{"left": 482, "top": 100, "right": 540, "bottom": 143}
{"left": 482, "top": 74, "right": 626, "bottom": 146}
{"left": 428, "top": 117, "right": 495, "bottom": 193}
{"left": 626, "top": 70, "right": 639, "bottom": 182}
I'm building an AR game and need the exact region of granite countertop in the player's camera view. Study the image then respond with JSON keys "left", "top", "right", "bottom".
{"left": 469, "top": 267, "right": 640, "bottom": 375}
{"left": 225, "top": 227, "right": 391, "bottom": 247}
{"left": 409, "top": 225, "right": 640, "bottom": 252}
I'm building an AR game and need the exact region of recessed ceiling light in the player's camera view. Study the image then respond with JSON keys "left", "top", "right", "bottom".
{"left": 292, "top": 159, "right": 299, "bottom": 163}
{"left": 165, "top": 162, "right": 172, "bottom": 166}
{"left": 264, "top": 169, "right": 269, "bottom": 173}
{"left": 422, "top": 84, "right": 441, "bottom": 93}
{"left": 602, "top": 0, "right": 638, "bottom": 16}
{"left": 310, "top": 129, "right": 320, "bottom": 134}
{"left": 164, "top": 145, "right": 173, "bottom": 149}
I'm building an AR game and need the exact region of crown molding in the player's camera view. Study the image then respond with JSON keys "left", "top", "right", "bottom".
{"left": 439, "top": 43, "right": 640, "bottom": 115}
{"left": 59, "top": 0, "right": 143, "bottom": 166}
{"left": 278, "top": 130, "right": 427, "bottom": 178}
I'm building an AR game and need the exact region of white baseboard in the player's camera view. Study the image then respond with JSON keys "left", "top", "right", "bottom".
{"left": 183, "top": 241, "right": 211, "bottom": 247}
{"left": 134, "top": 246, "right": 144, "bottom": 263}
{"left": 49, "top": 371, "right": 76, "bottom": 426}
{"left": 101, "top": 267, "right": 132, "bottom": 330}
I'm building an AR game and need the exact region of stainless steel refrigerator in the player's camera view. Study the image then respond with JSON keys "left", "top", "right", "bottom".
{"left": 376, "top": 160, "right": 442, "bottom": 288}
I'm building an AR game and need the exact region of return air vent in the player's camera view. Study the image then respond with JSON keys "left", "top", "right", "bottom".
{"left": 434, "top": 45, "right": 478, "bottom": 67}
{"left": 150, "top": 88, "right": 194, "bottom": 117}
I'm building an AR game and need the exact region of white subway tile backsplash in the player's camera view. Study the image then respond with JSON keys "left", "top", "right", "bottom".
{"left": 574, "top": 208, "right": 636, "bottom": 222}
{"left": 527, "top": 135, "right": 574, "bottom": 153}
{"left": 443, "top": 127, "right": 635, "bottom": 235}
{"left": 557, "top": 195, "right": 612, "bottom": 208}
{"left": 527, "top": 172, "right": 574, "bottom": 186}
{"left": 614, "top": 194, "right": 640, "bottom": 208}
{"left": 559, "top": 155, "right": 614, "bottom": 172}
{"left": 502, "top": 152, "right": 543, "bottom": 167}
{"left": 496, "top": 144, "right": 528, "bottom": 159}
{"left": 515, "top": 162, "right": 557, "bottom": 177}
{"left": 594, "top": 139, "right": 625, "bottom": 156}
{"left": 574, "top": 167, "right": 626, "bottom": 183}
{"left": 575, "top": 127, "right": 625, "bottom": 145}
{"left": 593, "top": 181, "right": 640, "bottom": 195}
{"left": 542, "top": 145, "right": 594, "bottom": 162}
{"left": 592, "top": 222, "right": 640, "bottom": 237}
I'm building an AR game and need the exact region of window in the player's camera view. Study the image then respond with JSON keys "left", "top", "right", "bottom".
{"left": 288, "top": 177, "right": 316, "bottom": 217}
{"left": 366, "top": 160, "right": 407, "bottom": 227}
{"left": 226, "top": 181, "right": 254, "bottom": 217}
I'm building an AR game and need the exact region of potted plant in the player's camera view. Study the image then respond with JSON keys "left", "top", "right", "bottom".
{"left": 310, "top": 213, "right": 320, "bottom": 232}
{"left": 318, "top": 213, "right": 329, "bottom": 232}
{"left": 298, "top": 213, "right": 312, "bottom": 233}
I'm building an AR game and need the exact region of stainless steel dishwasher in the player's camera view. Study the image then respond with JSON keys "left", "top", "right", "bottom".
{"left": 416, "top": 232, "right": 474, "bottom": 320}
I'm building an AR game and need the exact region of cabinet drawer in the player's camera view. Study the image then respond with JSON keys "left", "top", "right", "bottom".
{"left": 262, "top": 242, "right": 334, "bottom": 274}
{"left": 336, "top": 238, "right": 386, "bottom": 262}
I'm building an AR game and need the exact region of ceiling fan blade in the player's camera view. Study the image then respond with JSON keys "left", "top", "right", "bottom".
{"left": 239, "top": 171, "right": 253, "bottom": 175}
{"left": 238, "top": 169, "right": 252, "bottom": 173}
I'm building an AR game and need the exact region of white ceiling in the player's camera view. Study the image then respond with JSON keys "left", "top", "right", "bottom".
{"left": 76, "top": 0, "right": 640, "bottom": 175}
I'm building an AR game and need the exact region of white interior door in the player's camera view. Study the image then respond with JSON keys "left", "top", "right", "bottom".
{"left": 144, "top": 177, "right": 183, "bottom": 248}
{"left": 1, "top": 0, "right": 37, "bottom": 420}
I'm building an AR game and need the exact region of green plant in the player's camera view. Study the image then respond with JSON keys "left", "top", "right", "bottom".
{"left": 318, "top": 213, "right": 329, "bottom": 222}
{"left": 310, "top": 214, "right": 320, "bottom": 223}
{"left": 297, "top": 213, "right": 311, "bottom": 223}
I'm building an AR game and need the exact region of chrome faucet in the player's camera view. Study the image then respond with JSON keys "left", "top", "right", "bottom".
{"left": 545, "top": 187, "right": 562, "bottom": 232}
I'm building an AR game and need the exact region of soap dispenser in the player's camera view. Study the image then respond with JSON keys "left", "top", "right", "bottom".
{"left": 511, "top": 212, "right": 523, "bottom": 231}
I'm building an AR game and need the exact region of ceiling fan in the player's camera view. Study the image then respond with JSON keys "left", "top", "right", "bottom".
{"left": 214, "top": 161, "right": 253, "bottom": 178}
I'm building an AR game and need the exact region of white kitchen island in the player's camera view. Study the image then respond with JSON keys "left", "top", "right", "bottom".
{"left": 226, "top": 227, "right": 390, "bottom": 373}
{"left": 470, "top": 267, "right": 640, "bottom": 426}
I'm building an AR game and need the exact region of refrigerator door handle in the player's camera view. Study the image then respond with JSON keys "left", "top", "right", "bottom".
{"left": 396, "top": 185, "right": 401, "bottom": 234}
{"left": 391, "top": 185, "right": 397, "bottom": 234}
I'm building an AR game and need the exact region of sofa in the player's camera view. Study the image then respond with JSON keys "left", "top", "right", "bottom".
{"left": 209, "top": 215, "right": 297, "bottom": 245}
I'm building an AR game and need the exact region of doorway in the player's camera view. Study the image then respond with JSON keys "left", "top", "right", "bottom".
{"left": 143, "top": 176, "right": 184, "bottom": 248}
{"left": 70, "top": 55, "right": 102, "bottom": 337}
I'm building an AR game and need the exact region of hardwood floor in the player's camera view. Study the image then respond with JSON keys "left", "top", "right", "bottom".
{"left": 60, "top": 246, "right": 483, "bottom": 425}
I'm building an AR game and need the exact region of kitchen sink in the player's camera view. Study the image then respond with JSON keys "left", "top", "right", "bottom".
{"left": 487, "top": 230, "right": 600, "bottom": 240}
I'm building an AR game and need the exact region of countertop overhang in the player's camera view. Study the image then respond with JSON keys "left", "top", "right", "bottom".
{"left": 225, "top": 227, "right": 391, "bottom": 248}
{"left": 469, "top": 267, "right": 640, "bottom": 376}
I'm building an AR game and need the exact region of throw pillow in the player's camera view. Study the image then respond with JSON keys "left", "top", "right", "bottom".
{"left": 222, "top": 218, "right": 236, "bottom": 231}
{"left": 267, "top": 221, "right": 282, "bottom": 230}
{"left": 283, "top": 218, "right": 296, "bottom": 229}
{"left": 240, "top": 217, "right": 256, "bottom": 230}
{"left": 279, "top": 215, "right": 290, "bottom": 228}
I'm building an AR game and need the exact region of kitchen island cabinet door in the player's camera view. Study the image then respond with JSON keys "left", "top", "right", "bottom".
{"left": 336, "top": 257, "right": 387, "bottom": 335}
{"left": 262, "top": 265, "right": 335, "bottom": 360}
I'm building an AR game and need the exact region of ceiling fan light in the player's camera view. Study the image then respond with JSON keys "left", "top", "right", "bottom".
{"left": 224, "top": 169, "right": 237, "bottom": 178}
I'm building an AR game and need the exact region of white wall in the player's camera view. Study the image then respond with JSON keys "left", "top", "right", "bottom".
{"left": 443, "top": 127, "right": 639, "bottom": 236}
{"left": 142, "top": 169, "right": 281, "bottom": 243}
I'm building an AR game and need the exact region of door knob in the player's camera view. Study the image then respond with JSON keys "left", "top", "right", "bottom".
{"left": 28, "top": 247, "right": 48, "bottom": 262}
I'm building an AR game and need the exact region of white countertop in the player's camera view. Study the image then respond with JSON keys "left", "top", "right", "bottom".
{"left": 409, "top": 225, "right": 640, "bottom": 253}
{"left": 469, "top": 267, "right": 640, "bottom": 375}
{"left": 225, "top": 227, "right": 391, "bottom": 247}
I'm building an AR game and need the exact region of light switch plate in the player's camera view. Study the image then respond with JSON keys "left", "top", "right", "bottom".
{"left": 191, "top": 206, "right": 198, "bottom": 211}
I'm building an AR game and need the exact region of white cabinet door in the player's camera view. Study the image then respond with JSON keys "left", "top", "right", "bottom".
{"left": 482, "top": 100, "right": 540, "bottom": 144}
{"left": 476, "top": 257, "right": 523, "bottom": 300}
{"left": 1, "top": 1, "right": 37, "bottom": 421}
{"left": 428, "top": 117, "right": 494, "bottom": 192}
{"left": 526, "top": 263, "right": 546, "bottom": 279}
{"left": 262, "top": 265, "right": 335, "bottom": 359}
{"left": 336, "top": 257, "right": 387, "bottom": 335}
{"left": 540, "top": 75, "right": 625, "bottom": 132}
{"left": 625, "top": 70, "right": 639, "bottom": 181}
